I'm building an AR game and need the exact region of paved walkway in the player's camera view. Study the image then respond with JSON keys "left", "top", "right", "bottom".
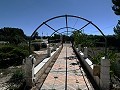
{"left": 41, "top": 44, "right": 94, "bottom": 90}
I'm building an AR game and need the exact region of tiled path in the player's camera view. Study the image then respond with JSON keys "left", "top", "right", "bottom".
{"left": 41, "top": 44, "right": 94, "bottom": 90}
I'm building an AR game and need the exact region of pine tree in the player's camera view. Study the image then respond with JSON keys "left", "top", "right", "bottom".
{"left": 112, "top": 0, "right": 120, "bottom": 15}
{"left": 114, "top": 20, "right": 120, "bottom": 38}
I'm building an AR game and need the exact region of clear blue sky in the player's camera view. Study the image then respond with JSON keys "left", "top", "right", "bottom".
{"left": 0, "top": 0, "right": 119, "bottom": 36}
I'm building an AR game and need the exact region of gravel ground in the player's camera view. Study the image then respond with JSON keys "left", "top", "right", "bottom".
{"left": 0, "top": 74, "right": 12, "bottom": 90}
{"left": 0, "top": 66, "right": 23, "bottom": 90}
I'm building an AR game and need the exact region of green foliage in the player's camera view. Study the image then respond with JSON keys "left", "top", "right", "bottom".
{"left": 10, "top": 69, "right": 24, "bottom": 84}
{"left": 72, "top": 31, "right": 96, "bottom": 47}
{"left": 0, "top": 45, "right": 14, "bottom": 59}
{"left": 32, "top": 43, "right": 40, "bottom": 51}
{"left": 0, "top": 45, "right": 29, "bottom": 60}
{"left": 108, "top": 51, "right": 118, "bottom": 75}
{"left": 33, "top": 32, "right": 39, "bottom": 40}
{"left": 112, "top": 0, "right": 120, "bottom": 40}
{"left": 10, "top": 48, "right": 29, "bottom": 58}
{"left": 92, "top": 50, "right": 117, "bottom": 64}
{"left": 72, "top": 30, "right": 86, "bottom": 47}
{"left": 49, "top": 34, "right": 60, "bottom": 40}
{"left": 108, "top": 51, "right": 118, "bottom": 64}
{"left": 0, "top": 27, "right": 27, "bottom": 45}
{"left": 41, "top": 43, "right": 47, "bottom": 48}
{"left": 112, "top": 0, "right": 120, "bottom": 15}
{"left": 92, "top": 52, "right": 104, "bottom": 64}
{"left": 72, "top": 31, "right": 81, "bottom": 46}
{"left": 32, "top": 39, "right": 42, "bottom": 42}
{"left": 8, "top": 69, "right": 24, "bottom": 89}
{"left": 92, "top": 50, "right": 117, "bottom": 75}
{"left": 53, "top": 34, "right": 60, "bottom": 39}
{"left": 0, "top": 45, "right": 29, "bottom": 68}
{"left": 49, "top": 34, "right": 61, "bottom": 43}
{"left": 114, "top": 20, "right": 120, "bottom": 39}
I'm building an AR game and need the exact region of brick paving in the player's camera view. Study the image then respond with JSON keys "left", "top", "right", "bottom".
{"left": 41, "top": 44, "right": 94, "bottom": 90}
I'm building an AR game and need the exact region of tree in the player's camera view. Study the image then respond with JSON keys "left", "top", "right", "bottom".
{"left": 33, "top": 32, "right": 39, "bottom": 40}
{"left": 112, "top": 0, "right": 120, "bottom": 15}
{"left": 72, "top": 30, "right": 95, "bottom": 47}
{"left": 114, "top": 20, "right": 120, "bottom": 38}
{"left": 0, "top": 27, "right": 27, "bottom": 45}
{"left": 72, "top": 30, "right": 82, "bottom": 46}
{"left": 112, "top": 0, "right": 120, "bottom": 39}
{"left": 0, "top": 45, "right": 29, "bottom": 68}
{"left": 48, "top": 34, "right": 61, "bottom": 43}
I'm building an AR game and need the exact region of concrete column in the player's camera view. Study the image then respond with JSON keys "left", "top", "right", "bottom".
{"left": 56, "top": 43, "right": 60, "bottom": 48}
{"left": 100, "top": 58, "right": 110, "bottom": 90}
{"left": 53, "top": 43, "right": 57, "bottom": 51}
{"left": 47, "top": 45, "right": 51, "bottom": 57}
{"left": 78, "top": 44, "right": 81, "bottom": 52}
{"left": 24, "top": 55, "right": 36, "bottom": 88}
{"left": 60, "top": 35, "right": 63, "bottom": 44}
{"left": 32, "top": 57, "right": 36, "bottom": 85}
{"left": 84, "top": 47, "right": 88, "bottom": 58}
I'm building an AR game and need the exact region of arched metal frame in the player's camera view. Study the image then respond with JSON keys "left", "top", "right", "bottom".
{"left": 49, "top": 27, "right": 82, "bottom": 43}
{"left": 50, "top": 27, "right": 79, "bottom": 37}
{"left": 29, "top": 15, "right": 107, "bottom": 58}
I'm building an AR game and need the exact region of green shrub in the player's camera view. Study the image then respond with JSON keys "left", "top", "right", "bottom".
{"left": 41, "top": 43, "right": 47, "bottom": 48}
{"left": 31, "top": 43, "right": 40, "bottom": 51}
{"left": 0, "top": 45, "right": 29, "bottom": 59}
{"left": 92, "top": 50, "right": 117, "bottom": 76}
{"left": 92, "top": 52, "right": 104, "bottom": 64}
{"left": 0, "top": 45, "right": 29, "bottom": 68}
{"left": 8, "top": 69, "right": 24, "bottom": 89}
{"left": 32, "top": 39, "right": 42, "bottom": 42}
{"left": 0, "top": 45, "right": 14, "bottom": 53}
{"left": 10, "top": 69, "right": 24, "bottom": 84}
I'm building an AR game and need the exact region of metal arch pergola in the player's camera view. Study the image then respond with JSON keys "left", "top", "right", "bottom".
{"left": 31, "top": 15, "right": 105, "bottom": 37}
{"left": 29, "top": 15, "right": 108, "bottom": 90}
{"left": 29, "top": 14, "right": 107, "bottom": 58}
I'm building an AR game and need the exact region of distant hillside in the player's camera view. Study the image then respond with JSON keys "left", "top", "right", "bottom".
{"left": 0, "top": 27, "right": 27, "bottom": 45}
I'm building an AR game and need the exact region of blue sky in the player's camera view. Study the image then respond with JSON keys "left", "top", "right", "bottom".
{"left": 0, "top": 0, "right": 119, "bottom": 36}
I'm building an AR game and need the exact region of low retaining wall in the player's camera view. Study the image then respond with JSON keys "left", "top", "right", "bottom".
{"left": 24, "top": 45, "right": 63, "bottom": 89}
{"left": 34, "top": 45, "right": 63, "bottom": 83}
{"left": 73, "top": 46, "right": 100, "bottom": 90}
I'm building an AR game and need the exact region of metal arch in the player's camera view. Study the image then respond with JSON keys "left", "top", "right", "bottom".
{"left": 48, "top": 27, "right": 80, "bottom": 44}
{"left": 48, "top": 27, "right": 84, "bottom": 46}
{"left": 31, "top": 15, "right": 105, "bottom": 37}
{"left": 30, "top": 15, "right": 92, "bottom": 38}
{"left": 29, "top": 14, "right": 107, "bottom": 58}
{"left": 61, "top": 31, "right": 75, "bottom": 35}
{"left": 49, "top": 27, "right": 79, "bottom": 37}
{"left": 48, "top": 27, "right": 85, "bottom": 45}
